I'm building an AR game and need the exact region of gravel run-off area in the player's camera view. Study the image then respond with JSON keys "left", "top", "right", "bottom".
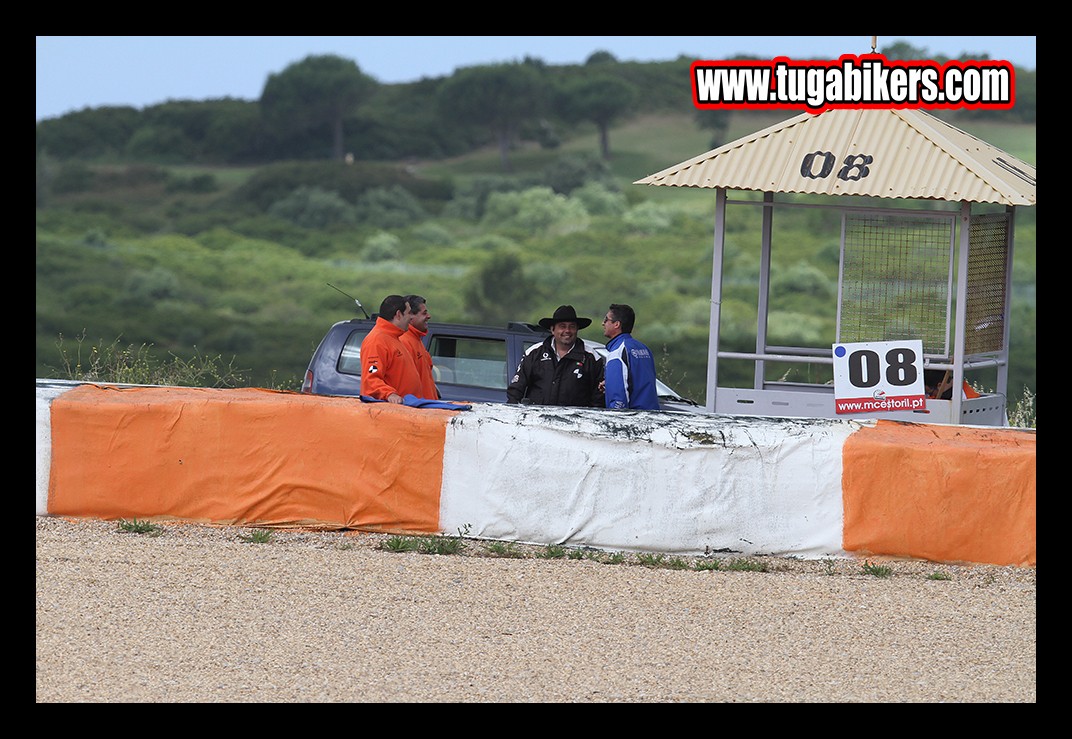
{"left": 36, "top": 515, "right": 1036, "bottom": 703}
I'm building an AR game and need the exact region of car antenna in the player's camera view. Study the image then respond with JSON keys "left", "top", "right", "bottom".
{"left": 327, "top": 283, "right": 370, "bottom": 318}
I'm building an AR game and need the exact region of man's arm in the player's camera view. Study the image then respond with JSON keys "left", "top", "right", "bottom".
{"left": 361, "top": 337, "right": 402, "bottom": 402}
{"left": 506, "top": 355, "right": 531, "bottom": 404}
{"left": 603, "top": 347, "right": 628, "bottom": 409}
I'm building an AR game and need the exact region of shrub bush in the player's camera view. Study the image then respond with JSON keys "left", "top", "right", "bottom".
{"left": 482, "top": 186, "right": 590, "bottom": 234}
{"left": 540, "top": 152, "right": 614, "bottom": 195}
{"left": 354, "top": 185, "right": 428, "bottom": 228}
{"left": 409, "top": 222, "right": 454, "bottom": 246}
{"left": 231, "top": 161, "right": 451, "bottom": 211}
{"left": 363, "top": 231, "right": 401, "bottom": 262}
{"left": 571, "top": 182, "right": 628, "bottom": 216}
{"left": 623, "top": 201, "right": 674, "bottom": 233}
{"left": 268, "top": 186, "right": 357, "bottom": 229}
{"left": 121, "top": 266, "right": 181, "bottom": 305}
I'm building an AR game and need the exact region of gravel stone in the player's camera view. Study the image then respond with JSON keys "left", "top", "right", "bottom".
{"left": 36, "top": 516, "right": 1035, "bottom": 703}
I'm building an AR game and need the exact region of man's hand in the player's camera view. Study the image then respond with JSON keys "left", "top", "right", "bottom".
{"left": 387, "top": 393, "right": 404, "bottom": 404}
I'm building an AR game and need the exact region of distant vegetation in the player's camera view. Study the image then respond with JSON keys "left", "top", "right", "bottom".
{"left": 36, "top": 44, "right": 1036, "bottom": 414}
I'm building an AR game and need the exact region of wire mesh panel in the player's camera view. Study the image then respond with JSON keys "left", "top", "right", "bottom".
{"left": 838, "top": 213, "right": 954, "bottom": 356}
{"left": 964, "top": 213, "right": 1011, "bottom": 355}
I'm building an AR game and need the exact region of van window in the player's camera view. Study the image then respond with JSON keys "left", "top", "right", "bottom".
{"left": 429, "top": 336, "right": 507, "bottom": 389}
{"left": 337, "top": 329, "right": 369, "bottom": 376}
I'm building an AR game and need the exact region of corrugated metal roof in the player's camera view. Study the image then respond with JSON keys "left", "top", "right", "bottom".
{"left": 635, "top": 108, "right": 1036, "bottom": 206}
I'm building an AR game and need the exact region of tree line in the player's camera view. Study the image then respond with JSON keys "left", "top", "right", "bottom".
{"left": 36, "top": 43, "right": 1036, "bottom": 169}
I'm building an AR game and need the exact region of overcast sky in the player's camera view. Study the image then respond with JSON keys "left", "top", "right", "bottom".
{"left": 36, "top": 35, "right": 1036, "bottom": 121}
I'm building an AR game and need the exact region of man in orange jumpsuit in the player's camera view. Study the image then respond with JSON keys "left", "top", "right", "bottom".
{"left": 360, "top": 294, "right": 423, "bottom": 404}
{"left": 401, "top": 294, "right": 439, "bottom": 400}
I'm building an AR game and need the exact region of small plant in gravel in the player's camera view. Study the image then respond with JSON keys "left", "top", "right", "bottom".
{"left": 418, "top": 527, "right": 468, "bottom": 556}
{"left": 567, "top": 548, "right": 587, "bottom": 560}
{"left": 238, "top": 529, "right": 272, "bottom": 544}
{"left": 822, "top": 558, "right": 838, "bottom": 576}
{"left": 862, "top": 560, "right": 893, "bottom": 578}
{"left": 116, "top": 518, "right": 164, "bottom": 536}
{"left": 636, "top": 552, "right": 666, "bottom": 568}
{"left": 601, "top": 552, "right": 626, "bottom": 565}
{"left": 694, "top": 559, "right": 721, "bottom": 571}
{"left": 485, "top": 541, "right": 524, "bottom": 558}
{"left": 926, "top": 571, "right": 953, "bottom": 581}
{"left": 381, "top": 536, "right": 420, "bottom": 552}
{"left": 418, "top": 536, "right": 462, "bottom": 555}
{"left": 538, "top": 544, "right": 567, "bottom": 559}
{"left": 666, "top": 557, "right": 689, "bottom": 570}
{"left": 725, "top": 557, "right": 768, "bottom": 572}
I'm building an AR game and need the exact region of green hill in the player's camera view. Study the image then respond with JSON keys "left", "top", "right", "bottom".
{"left": 35, "top": 110, "right": 1036, "bottom": 408}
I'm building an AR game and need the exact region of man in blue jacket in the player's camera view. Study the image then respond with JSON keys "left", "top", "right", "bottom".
{"left": 602, "top": 303, "right": 660, "bottom": 410}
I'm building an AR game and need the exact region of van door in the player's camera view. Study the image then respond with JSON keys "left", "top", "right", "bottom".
{"left": 427, "top": 334, "right": 510, "bottom": 404}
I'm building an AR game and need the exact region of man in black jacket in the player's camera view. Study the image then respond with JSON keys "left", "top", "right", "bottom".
{"left": 507, "top": 305, "right": 604, "bottom": 407}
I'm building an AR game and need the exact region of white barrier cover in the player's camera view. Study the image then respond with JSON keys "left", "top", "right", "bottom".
{"left": 440, "top": 404, "right": 858, "bottom": 558}
{"left": 36, "top": 381, "right": 80, "bottom": 515}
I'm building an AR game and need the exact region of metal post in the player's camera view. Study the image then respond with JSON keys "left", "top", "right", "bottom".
{"left": 952, "top": 202, "right": 972, "bottom": 423}
{"left": 998, "top": 205, "right": 1015, "bottom": 401}
{"left": 705, "top": 188, "right": 728, "bottom": 413}
{"left": 754, "top": 192, "right": 774, "bottom": 389}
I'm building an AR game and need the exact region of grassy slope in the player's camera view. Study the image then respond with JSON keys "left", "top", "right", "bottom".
{"left": 36, "top": 111, "right": 1036, "bottom": 401}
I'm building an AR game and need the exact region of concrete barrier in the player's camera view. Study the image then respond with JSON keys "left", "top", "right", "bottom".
{"left": 36, "top": 381, "right": 1036, "bottom": 566}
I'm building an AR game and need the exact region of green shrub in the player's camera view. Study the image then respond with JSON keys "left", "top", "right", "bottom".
{"left": 539, "top": 152, "right": 614, "bottom": 194}
{"left": 166, "top": 173, "right": 218, "bottom": 194}
{"left": 81, "top": 228, "right": 110, "bottom": 248}
{"left": 623, "top": 201, "right": 674, "bottom": 233}
{"left": 121, "top": 266, "right": 181, "bottom": 305}
{"left": 765, "top": 311, "right": 830, "bottom": 347}
{"left": 51, "top": 162, "right": 95, "bottom": 194}
{"left": 571, "top": 182, "right": 627, "bottom": 216}
{"left": 362, "top": 231, "right": 401, "bottom": 262}
{"left": 409, "top": 222, "right": 455, "bottom": 246}
{"left": 95, "top": 164, "right": 170, "bottom": 189}
{"left": 482, "top": 186, "right": 590, "bottom": 233}
{"left": 772, "top": 260, "right": 836, "bottom": 299}
{"left": 268, "top": 185, "right": 357, "bottom": 229}
{"left": 440, "top": 175, "right": 523, "bottom": 220}
{"left": 232, "top": 161, "right": 449, "bottom": 211}
{"left": 52, "top": 332, "right": 247, "bottom": 388}
{"left": 354, "top": 185, "right": 428, "bottom": 228}
{"left": 1007, "top": 385, "right": 1036, "bottom": 429}
{"left": 126, "top": 126, "right": 196, "bottom": 162}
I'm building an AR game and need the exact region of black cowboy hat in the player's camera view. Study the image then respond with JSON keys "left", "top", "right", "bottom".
{"left": 538, "top": 304, "right": 592, "bottom": 330}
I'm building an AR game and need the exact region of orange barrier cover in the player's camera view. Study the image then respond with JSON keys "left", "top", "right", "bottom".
{"left": 842, "top": 420, "right": 1036, "bottom": 566}
{"left": 48, "top": 386, "right": 450, "bottom": 532}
